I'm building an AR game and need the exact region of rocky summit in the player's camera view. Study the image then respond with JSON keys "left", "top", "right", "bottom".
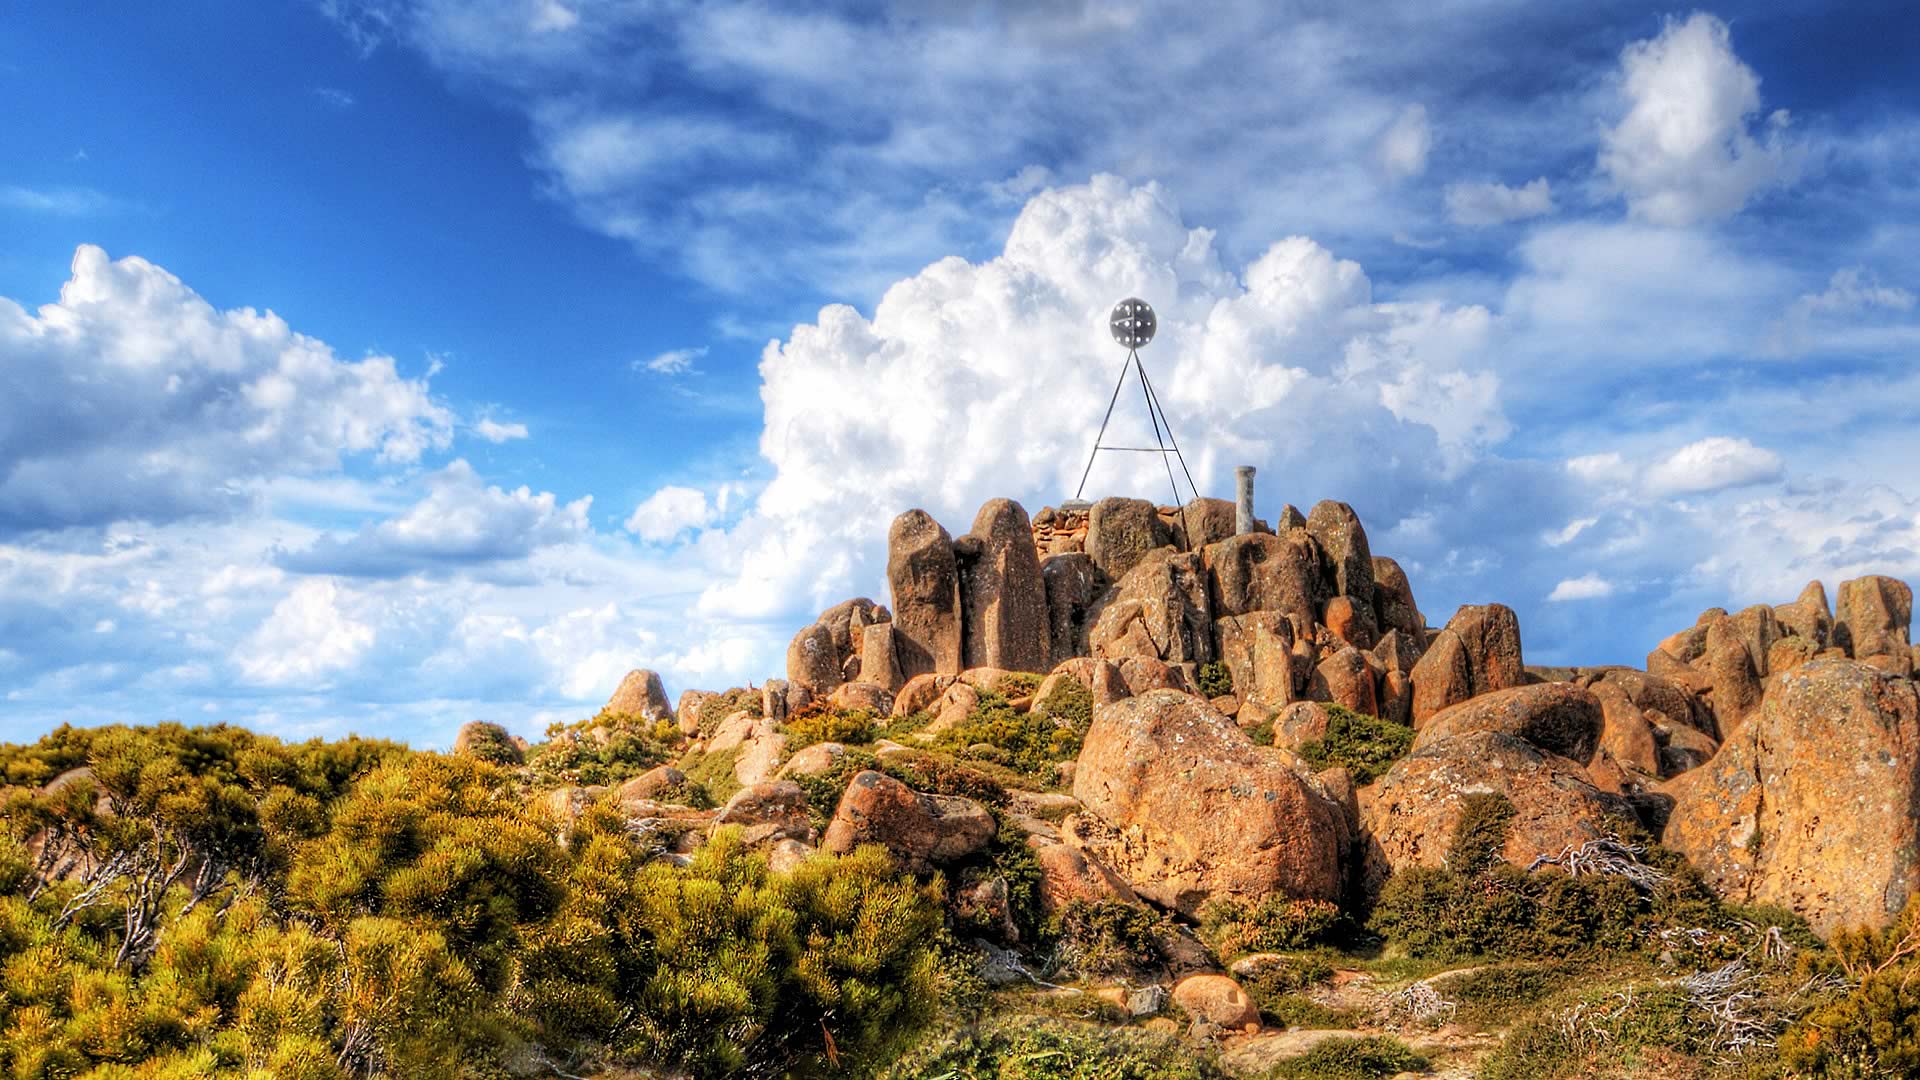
{"left": 10, "top": 492, "right": 1920, "bottom": 1079}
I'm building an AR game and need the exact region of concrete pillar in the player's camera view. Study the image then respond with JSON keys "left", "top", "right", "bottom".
{"left": 1235, "top": 466, "right": 1256, "bottom": 535}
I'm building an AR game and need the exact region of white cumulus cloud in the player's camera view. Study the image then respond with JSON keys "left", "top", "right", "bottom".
{"left": 1599, "top": 13, "right": 1796, "bottom": 225}
{"left": 234, "top": 579, "right": 375, "bottom": 687}
{"left": 473, "top": 417, "right": 530, "bottom": 442}
{"left": 1548, "top": 573, "right": 1615, "bottom": 602}
{"left": 0, "top": 245, "right": 453, "bottom": 532}
{"left": 626, "top": 485, "right": 721, "bottom": 543}
{"left": 1644, "top": 436, "right": 1784, "bottom": 497}
{"left": 1376, "top": 104, "right": 1432, "bottom": 181}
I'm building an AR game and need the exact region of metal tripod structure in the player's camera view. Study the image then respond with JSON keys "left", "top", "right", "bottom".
{"left": 1070, "top": 298, "right": 1202, "bottom": 524}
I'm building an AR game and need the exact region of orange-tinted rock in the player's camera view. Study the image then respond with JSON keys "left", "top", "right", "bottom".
{"left": 1031, "top": 840, "right": 1142, "bottom": 915}
{"left": 1836, "top": 575, "right": 1913, "bottom": 661}
{"left": 1172, "top": 974, "right": 1260, "bottom": 1031}
{"left": 1370, "top": 555, "right": 1424, "bottom": 642}
{"left": 1271, "top": 701, "right": 1333, "bottom": 753}
{"left": 1323, "top": 596, "right": 1376, "bottom": 650}
{"left": 1072, "top": 689, "right": 1345, "bottom": 914}
{"left": 605, "top": 669, "right": 674, "bottom": 722}
{"left": 1359, "top": 731, "right": 1636, "bottom": 897}
{"left": 1305, "top": 500, "right": 1374, "bottom": 614}
{"left": 859, "top": 623, "right": 905, "bottom": 694}
{"left": 829, "top": 681, "right": 894, "bottom": 716}
{"left": 1086, "top": 497, "right": 1172, "bottom": 584}
{"left": 786, "top": 621, "right": 842, "bottom": 699}
{"left": 1589, "top": 679, "right": 1661, "bottom": 776}
{"left": 777, "top": 742, "right": 846, "bottom": 780}
{"left": 617, "top": 764, "right": 688, "bottom": 804}
{"left": 960, "top": 498, "right": 1050, "bottom": 673}
{"left": 1412, "top": 682, "right": 1603, "bottom": 764}
{"left": 1171, "top": 497, "right": 1239, "bottom": 552}
{"left": 1663, "top": 659, "right": 1920, "bottom": 934}
{"left": 1041, "top": 552, "right": 1101, "bottom": 662}
{"left": 821, "top": 770, "right": 996, "bottom": 873}
{"left": 888, "top": 509, "right": 964, "bottom": 677}
{"left": 1703, "top": 616, "right": 1764, "bottom": 736}
{"left": 1773, "top": 580, "right": 1833, "bottom": 649}
{"left": 893, "top": 672, "right": 955, "bottom": 717}
{"left": 1309, "top": 645, "right": 1378, "bottom": 716}
{"left": 716, "top": 781, "right": 814, "bottom": 846}
{"left": 1214, "top": 610, "right": 1291, "bottom": 707}
{"left": 1203, "top": 532, "right": 1320, "bottom": 623}
{"left": 1408, "top": 603, "right": 1524, "bottom": 726}
{"left": 1091, "top": 550, "right": 1213, "bottom": 664}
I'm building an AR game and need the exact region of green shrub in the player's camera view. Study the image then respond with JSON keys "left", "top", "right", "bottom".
{"left": 528, "top": 711, "right": 681, "bottom": 787}
{"left": 879, "top": 1016, "right": 1229, "bottom": 1080}
{"left": 696, "top": 687, "right": 762, "bottom": 735}
{"left": 1198, "top": 896, "right": 1346, "bottom": 959}
{"left": 1051, "top": 900, "right": 1166, "bottom": 979}
{"left": 1196, "top": 661, "right": 1234, "bottom": 698}
{"left": 679, "top": 744, "right": 746, "bottom": 804}
{"left": 1478, "top": 983, "right": 1700, "bottom": 1080}
{"left": 1032, "top": 676, "right": 1094, "bottom": 738}
{"left": 1265, "top": 1035, "right": 1426, "bottom": 1079}
{"left": 932, "top": 691, "right": 1083, "bottom": 782}
{"left": 1253, "top": 992, "right": 1361, "bottom": 1030}
{"left": 1295, "top": 705, "right": 1413, "bottom": 783}
{"left": 1781, "top": 897, "right": 1920, "bottom": 1077}
{"left": 1234, "top": 953, "right": 1334, "bottom": 999}
{"left": 1443, "top": 961, "right": 1578, "bottom": 1028}
{"left": 1448, "top": 792, "right": 1516, "bottom": 877}
{"left": 998, "top": 671, "right": 1045, "bottom": 697}
{"left": 783, "top": 703, "right": 877, "bottom": 749}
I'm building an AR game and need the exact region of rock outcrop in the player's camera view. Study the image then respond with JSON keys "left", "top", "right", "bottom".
{"left": 1410, "top": 683, "right": 1604, "bottom": 765}
{"left": 887, "top": 510, "right": 964, "bottom": 678}
{"left": 1663, "top": 659, "right": 1920, "bottom": 934}
{"left": 959, "top": 498, "right": 1050, "bottom": 672}
{"left": 1090, "top": 549, "right": 1213, "bottom": 664}
{"left": 605, "top": 669, "right": 674, "bottom": 723}
{"left": 1360, "top": 731, "right": 1635, "bottom": 895}
{"left": 1408, "top": 604, "right": 1524, "bottom": 725}
{"left": 1071, "top": 689, "right": 1345, "bottom": 914}
{"left": 1086, "top": 497, "right": 1172, "bottom": 584}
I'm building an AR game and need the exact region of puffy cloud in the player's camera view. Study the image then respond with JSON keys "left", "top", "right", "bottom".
{"left": 274, "top": 460, "right": 590, "bottom": 578}
{"left": 0, "top": 246, "right": 453, "bottom": 533}
{"left": 625, "top": 484, "right": 720, "bottom": 543}
{"left": 702, "top": 175, "right": 1506, "bottom": 623}
{"left": 0, "top": 186, "right": 126, "bottom": 216}
{"left": 233, "top": 580, "right": 375, "bottom": 687}
{"left": 1376, "top": 105, "right": 1432, "bottom": 181}
{"left": 472, "top": 417, "right": 529, "bottom": 442}
{"left": 1599, "top": 13, "right": 1795, "bottom": 225}
{"left": 1445, "top": 178, "right": 1554, "bottom": 226}
{"left": 1644, "top": 436, "right": 1784, "bottom": 497}
{"left": 1547, "top": 573, "right": 1615, "bottom": 602}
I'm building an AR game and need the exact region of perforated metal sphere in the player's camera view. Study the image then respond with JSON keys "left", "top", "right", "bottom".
{"left": 1109, "top": 297, "right": 1156, "bottom": 348}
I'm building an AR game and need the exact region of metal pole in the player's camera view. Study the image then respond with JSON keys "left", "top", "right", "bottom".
{"left": 1073, "top": 351, "right": 1137, "bottom": 501}
{"left": 1235, "top": 466, "right": 1256, "bottom": 535}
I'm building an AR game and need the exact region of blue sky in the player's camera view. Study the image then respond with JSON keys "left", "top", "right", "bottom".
{"left": 2, "top": 2, "right": 1917, "bottom": 747}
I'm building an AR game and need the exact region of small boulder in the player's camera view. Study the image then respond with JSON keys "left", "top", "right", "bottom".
{"left": 786, "top": 622, "right": 842, "bottom": 699}
{"left": 893, "top": 672, "right": 955, "bottom": 717}
{"left": 1370, "top": 556, "right": 1425, "bottom": 642}
{"left": 828, "top": 681, "right": 895, "bottom": 716}
{"left": 716, "top": 781, "right": 814, "bottom": 846}
{"left": 605, "top": 669, "right": 674, "bottom": 723}
{"left": 1408, "top": 604, "right": 1524, "bottom": 726}
{"left": 1090, "top": 550, "right": 1214, "bottom": 664}
{"left": 1308, "top": 645, "right": 1377, "bottom": 717}
{"left": 1172, "top": 974, "right": 1260, "bottom": 1032}
{"left": 1835, "top": 575, "right": 1913, "bottom": 662}
{"left": 1042, "top": 552, "right": 1102, "bottom": 662}
{"left": 859, "top": 623, "right": 906, "bottom": 694}
{"left": 821, "top": 771, "right": 997, "bottom": 873}
{"left": 617, "top": 765, "right": 689, "bottom": 804}
{"left": 777, "top": 742, "right": 847, "bottom": 780}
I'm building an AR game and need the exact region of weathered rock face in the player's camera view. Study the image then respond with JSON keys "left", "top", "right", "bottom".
{"left": 716, "top": 781, "right": 815, "bottom": 846}
{"left": 961, "top": 498, "right": 1051, "bottom": 673}
{"left": 1588, "top": 679, "right": 1661, "bottom": 777}
{"left": 821, "top": 770, "right": 997, "bottom": 873}
{"left": 1702, "top": 616, "right": 1765, "bottom": 736}
{"left": 819, "top": 598, "right": 888, "bottom": 667}
{"left": 1408, "top": 604, "right": 1524, "bottom": 726}
{"left": 1041, "top": 552, "right": 1101, "bottom": 663}
{"left": 675, "top": 690, "right": 713, "bottom": 737}
{"left": 1216, "top": 612, "right": 1295, "bottom": 717}
{"left": 1371, "top": 556, "right": 1424, "bottom": 642}
{"left": 1171, "top": 497, "right": 1238, "bottom": 552}
{"left": 828, "top": 681, "right": 894, "bottom": 716}
{"left": 1359, "top": 731, "right": 1636, "bottom": 895}
{"left": 1835, "top": 575, "right": 1914, "bottom": 663}
{"left": 1410, "top": 683, "right": 1604, "bottom": 765}
{"left": 776, "top": 742, "right": 846, "bottom": 780}
{"left": 1090, "top": 550, "right": 1213, "bottom": 664}
{"left": 1773, "top": 580, "right": 1833, "bottom": 649}
{"left": 892, "top": 672, "right": 955, "bottom": 717}
{"left": 859, "top": 623, "right": 905, "bottom": 694}
{"left": 785, "top": 621, "right": 842, "bottom": 699}
{"left": 605, "top": 669, "right": 674, "bottom": 722}
{"left": 887, "top": 509, "right": 964, "bottom": 677}
{"left": 1309, "top": 645, "right": 1378, "bottom": 717}
{"left": 1203, "top": 532, "right": 1319, "bottom": 624}
{"left": 1271, "top": 701, "right": 1333, "bottom": 753}
{"left": 1086, "top": 497, "right": 1172, "bottom": 584}
{"left": 1031, "top": 841, "right": 1142, "bottom": 915}
{"left": 1305, "top": 500, "right": 1374, "bottom": 615}
{"left": 1071, "top": 689, "right": 1345, "bottom": 914}
{"left": 1662, "top": 660, "right": 1920, "bottom": 934}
